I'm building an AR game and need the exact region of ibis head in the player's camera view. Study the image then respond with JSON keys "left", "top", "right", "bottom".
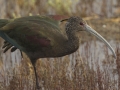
{"left": 63, "top": 17, "right": 116, "bottom": 59}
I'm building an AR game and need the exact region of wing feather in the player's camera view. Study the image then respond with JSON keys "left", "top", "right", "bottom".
{"left": 0, "top": 16, "right": 66, "bottom": 52}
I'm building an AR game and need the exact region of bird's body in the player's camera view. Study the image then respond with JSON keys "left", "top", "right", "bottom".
{"left": 0, "top": 15, "right": 116, "bottom": 89}
{"left": 0, "top": 16, "right": 80, "bottom": 63}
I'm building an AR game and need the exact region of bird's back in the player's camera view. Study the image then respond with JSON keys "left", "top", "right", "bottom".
{"left": 0, "top": 16, "right": 69, "bottom": 59}
{"left": 0, "top": 19, "right": 9, "bottom": 28}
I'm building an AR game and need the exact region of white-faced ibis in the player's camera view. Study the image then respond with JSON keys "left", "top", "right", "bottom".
{"left": 0, "top": 15, "right": 116, "bottom": 89}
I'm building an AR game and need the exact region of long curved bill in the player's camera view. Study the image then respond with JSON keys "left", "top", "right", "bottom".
{"left": 84, "top": 24, "right": 117, "bottom": 59}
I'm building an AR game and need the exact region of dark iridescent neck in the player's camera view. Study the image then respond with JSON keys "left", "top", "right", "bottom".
{"left": 65, "top": 27, "right": 79, "bottom": 53}
{"left": 67, "top": 31, "right": 79, "bottom": 46}
{"left": 66, "top": 23, "right": 79, "bottom": 43}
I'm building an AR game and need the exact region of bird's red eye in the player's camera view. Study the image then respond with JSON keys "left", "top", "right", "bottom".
{"left": 80, "top": 22, "right": 84, "bottom": 25}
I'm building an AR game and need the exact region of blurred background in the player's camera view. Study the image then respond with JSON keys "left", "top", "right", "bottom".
{"left": 0, "top": 0, "right": 120, "bottom": 90}
{"left": 0, "top": 0, "right": 120, "bottom": 18}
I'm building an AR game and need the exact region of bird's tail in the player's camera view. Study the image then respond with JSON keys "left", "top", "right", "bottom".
{"left": 0, "top": 19, "right": 24, "bottom": 52}
{"left": 0, "top": 19, "right": 9, "bottom": 28}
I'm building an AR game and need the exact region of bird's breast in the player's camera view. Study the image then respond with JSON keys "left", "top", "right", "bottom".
{"left": 28, "top": 41, "right": 79, "bottom": 59}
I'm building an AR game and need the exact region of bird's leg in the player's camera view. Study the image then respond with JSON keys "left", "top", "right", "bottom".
{"left": 20, "top": 50, "right": 23, "bottom": 59}
{"left": 32, "top": 62, "right": 41, "bottom": 90}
